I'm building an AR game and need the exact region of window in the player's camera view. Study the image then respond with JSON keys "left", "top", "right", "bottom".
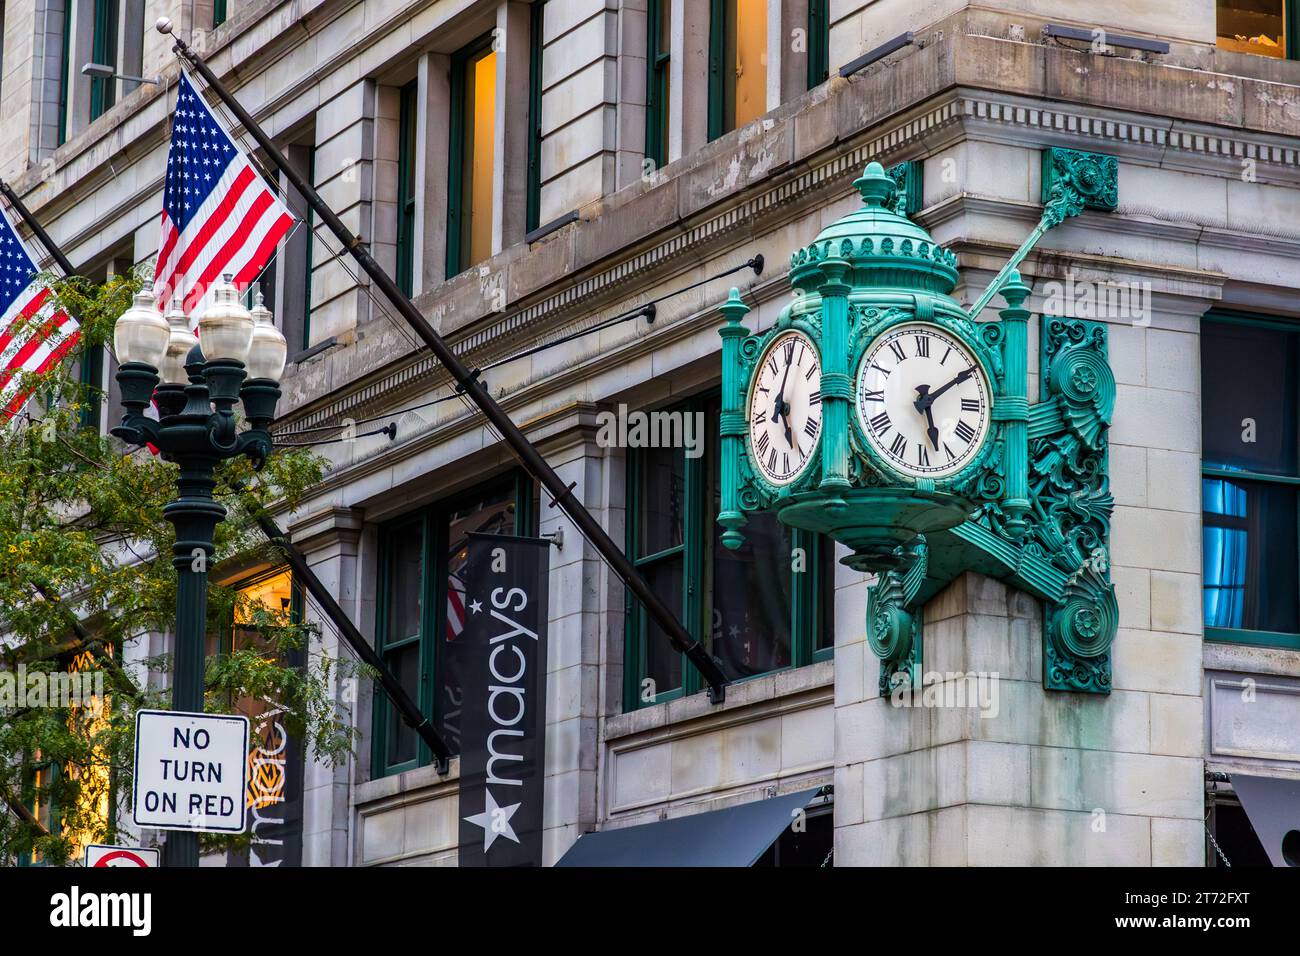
{"left": 447, "top": 35, "right": 497, "bottom": 275}
{"left": 89, "top": 0, "right": 118, "bottom": 121}
{"left": 214, "top": 0, "right": 228, "bottom": 27}
{"left": 645, "top": 0, "right": 672, "bottom": 171}
{"left": 77, "top": 345, "right": 103, "bottom": 430}
{"left": 1216, "top": 0, "right": 1298, "bottom": 58}
{"left": 373, "top": 473, "right": 534, "bottom": 776}
{"left": 57, "top": 1, "right": 72, "bottom": 145}
{"left": 625, "top": 395, "right": 834, "bottom": 709}
{"left": 526, "top": 0, "right": 545, "bottom": 233}
{"left": 396, "top": 81, "right": 417, "bottom": 298}
{"left": 301, "top": 146, "right": 316, "bottom": 350}
{"left": 1201, "top": 313, "right": 1300, "bottom": 648}
{"left": 807, "top": 0, "right": 829, "bottom": 88}
{"left": 709, "top": 0, "right": 768, "bottom": 140}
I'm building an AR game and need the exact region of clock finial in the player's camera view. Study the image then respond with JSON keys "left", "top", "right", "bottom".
{"left": 852, "top": 161, "right": 897, "bottom": 209}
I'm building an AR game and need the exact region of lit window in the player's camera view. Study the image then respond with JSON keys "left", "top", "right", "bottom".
{"left": 448, "top": 37, "right": 498, "bottom": 274}
{"left": 710, "top": 0, "right": 768, "bottom": 139}
{"left": 1215, "top": 0, "right": 1290, "bottom": 58}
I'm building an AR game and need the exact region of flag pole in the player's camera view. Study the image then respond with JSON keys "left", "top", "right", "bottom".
{"left": 0, "top": 178, "right": 457, "bottom": 771}
{"left": 158, "top": 19, "right": 730, "bottom": 701}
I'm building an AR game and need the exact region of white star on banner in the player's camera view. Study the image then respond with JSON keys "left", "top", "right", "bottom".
{"left": 463, "top": 790, "right": 521, "bottom": 852}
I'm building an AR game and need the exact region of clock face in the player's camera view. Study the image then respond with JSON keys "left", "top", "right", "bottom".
{"left": 854, "top": 323, "right": 991, "bottom": 479}
{"left": 747, "top": 330, "right": 822, "bottom": 486}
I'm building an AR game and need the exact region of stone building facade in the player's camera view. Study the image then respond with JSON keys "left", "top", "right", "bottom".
{"left": 3, "top": 0, "right": 1299, "bottom": 865}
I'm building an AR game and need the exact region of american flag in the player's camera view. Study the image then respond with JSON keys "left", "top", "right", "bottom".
{"left": 0, "top": 203, "right": 79, "bottom": 422}
{"left": 154, "top": 71, "right": 294, "bottom": 320}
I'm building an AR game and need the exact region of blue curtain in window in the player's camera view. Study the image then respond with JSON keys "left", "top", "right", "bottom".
{"left": 1203, "top": 477, "right": 1247, "bottom": 629}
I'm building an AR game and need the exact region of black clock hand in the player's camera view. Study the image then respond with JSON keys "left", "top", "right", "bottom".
{"left": 922, "top": 404, "right": 939, "bottom": 450}
{"left": 770, "top": 356, "right": 794, "bottom": 422}
{"left": 915, "top": 367, "right": 974, "bottom": 411}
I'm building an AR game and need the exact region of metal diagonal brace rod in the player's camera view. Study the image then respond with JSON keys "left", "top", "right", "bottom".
{"left": 165, "top": 27, "right": 729, "bottom": 701}
{"left": 964, "top": 214, "right": 1051, "bottom": 321}
{"left": 0, "top": 180, "right": 77, "bottom": 276}
{"left": 233, "top": 485, "right": 454, "bottom": 773}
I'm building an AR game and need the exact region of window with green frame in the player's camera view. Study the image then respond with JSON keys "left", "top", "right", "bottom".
{"left": 372, "top": 472, "right": 535, "bottom": 777}
{"left": 77, "top": 345, "right": 103, "bottom": 431}
{"left": 1215, "top": 0, "right": 1300, "bottom": 59}
{"left": 526, "top": 0, "right": 545, "bottom": 233}
{"left": 395, "top": 81, "right": 417, "bottom": 298}
{"left": 89, "top": 0, "right": 118, "bottom": 121}
{"left": 707, "top": 0, "right": 768, "bottom": 141}
{"left": 624, "top": 395, "right": 835, "bottom": 709}
{"left": 1201, "top": 311, "right": 1300, "bottom": 649}
{"left": 214, "top": 0, "right": 228, "bottom": 27}
{"left": 807, "top": 0, "right": 830, "bottom": 88}
{"left": 644, "top": 0, "right": 671, "bottom": 171}
{"left": 446, "top": 34, "right": 498, "bottom": 275}
{"left": 57, "top": 1, "right": 72, "bottom": 145}
{"left": 16, "top": 760, "right": 59, "bottom": 867}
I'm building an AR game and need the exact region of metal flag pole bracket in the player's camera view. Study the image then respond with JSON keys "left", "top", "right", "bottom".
{"left": 158, "top": 17, "right": 729, "bottom": 702}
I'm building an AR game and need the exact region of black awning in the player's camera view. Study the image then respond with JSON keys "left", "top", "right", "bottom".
{"left": 555, "top": 787, "right": 824, "bottom": 867}
{"left": 1232, "top": 774, "right": 1300, "bottom": 867}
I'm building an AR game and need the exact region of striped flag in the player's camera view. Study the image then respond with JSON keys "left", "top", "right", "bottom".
{"left": 0, "top": 202, "right": 79, "bottom": 422}
{"left": 154, "top": 70, "right": 295, "bottom": 320}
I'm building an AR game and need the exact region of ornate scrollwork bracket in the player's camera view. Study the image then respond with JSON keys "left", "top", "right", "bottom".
{"left": 1035, "top": 316, "right": 1118, "bottom": 692}
{"left": 866, "top": 539, "right": 928, "bottom": 694}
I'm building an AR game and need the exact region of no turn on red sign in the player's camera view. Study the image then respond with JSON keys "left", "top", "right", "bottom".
{"left": 132, "top": 710, "right": 249, "bottom": 833}
{"left": 84, "top": 844, "right": 160, "bottom": 867}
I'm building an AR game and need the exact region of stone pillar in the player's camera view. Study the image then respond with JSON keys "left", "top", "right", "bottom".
{"left": 311, "top": 79, "right": 379, "bottom": 345}
{"left": 669, "top": 0, "right": 709, "bottom": 161}
{"left": 835, "top": 571, "right": 1204, "bottom": 865}
{"left": 289, "top": 506, "right": 367, "bottom": 868}
{"left": 495, "top": 1, "right": 532, "bottom": 251}
{"left": 414, "top": 51, "right": 450, "bottom": 294}
{"left": 536, "top": 414, "right": 606, "bottom": 865}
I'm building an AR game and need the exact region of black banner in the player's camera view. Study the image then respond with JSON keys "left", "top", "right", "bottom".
{"left": 452, "top": 532, "right": 550, "bottom": 867}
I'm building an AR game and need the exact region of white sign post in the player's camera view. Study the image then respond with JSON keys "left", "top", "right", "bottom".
{"left": 132, "top": 710, "right": 249, "bottom": 833}
{"left": 85, "top": 844, "right": 161, "bottom": 868}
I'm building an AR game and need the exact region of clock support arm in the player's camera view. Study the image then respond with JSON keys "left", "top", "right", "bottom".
{"left": 718, "top": 288, "right": 751, "bottom": 549}
{"left": 816, "top": 254, "right": 853, "bottom": 510}
{"left": 994, "top": 271, "right": 1032, "bottom": 539}
{"left": 966, "top": 148, "right": 1119, "bottom": 320}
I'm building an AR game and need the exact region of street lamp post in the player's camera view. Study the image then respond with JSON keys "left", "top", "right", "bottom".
{"left": 111, "top": 276, "right": 287, "bottom": 867}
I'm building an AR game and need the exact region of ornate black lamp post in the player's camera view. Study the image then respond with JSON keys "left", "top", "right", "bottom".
{"left": 111, "top": 275, "right": 287, "bottom": 866}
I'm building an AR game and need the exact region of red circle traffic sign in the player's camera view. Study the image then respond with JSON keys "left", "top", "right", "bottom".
{"left": 92, "top": 849, "right": 152, "bottom": 867}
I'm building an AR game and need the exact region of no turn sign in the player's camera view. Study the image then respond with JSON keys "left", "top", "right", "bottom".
{"left": 85, "top": 844, "right": 160, "bottom": 867}
{"left": 132, "top": 710, "right": 249, "bottom": 833}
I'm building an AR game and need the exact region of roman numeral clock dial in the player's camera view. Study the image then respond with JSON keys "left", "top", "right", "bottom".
{"left": 747, "top": 330, "right": 822, "bottom": 485}
{"left": 854, "top": 324, "right": 991, "bottom": 479}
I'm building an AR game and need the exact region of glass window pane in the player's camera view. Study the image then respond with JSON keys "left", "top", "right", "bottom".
{"left": 817, "top": 536, "right": 837, "bottom": 651}
{"left": 385, "top": 644, "right": 420, "bottom": 767}
{"left": 1203, "top": 477, "right": 1299, "bottom": 633}
{"left": 642, "top": 556, "right": 684, "bottom": 697}
{"left": 638, "top": 444, "right": 685, "bottom": 557}
{"left": 1202, "top": 321, "right": 1300, "bottom": 477}
{"left": 723, "top": 0, "right": 767, "bottom": 132}
{"left": 440, "top": 485, "right": 516, "bottom": 752}
{"left": 459, "top": 46, "right": 497, "bottom": 269}
{"left": 1216, "top": 0, "right": 1286, "bottom": 57}
{"left": 711, "top": 510, "right": 793, "bottom": 679}
{"left": 387, "top": 524, "right": 423, "bottom": 644}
